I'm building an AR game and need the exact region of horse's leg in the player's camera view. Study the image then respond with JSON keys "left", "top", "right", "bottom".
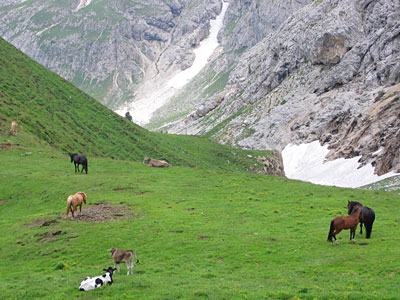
{"left": 359, "top": 222, "right": 363, "bottom": 234}
{"left": 334, "top": 229, "right": 342, "bottom": 245}
{"left": 73, "top": 205, "right": 77, "bottom": 218}
{"left": 351, "top": 228, "right": 356, "bottom": 243}
{"left": 79, "top": 204, "right": 82, "bottom": 216}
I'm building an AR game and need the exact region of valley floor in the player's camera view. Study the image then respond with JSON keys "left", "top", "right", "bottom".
{"left": 1, "top": 146, "right": 400, "bottom": 299}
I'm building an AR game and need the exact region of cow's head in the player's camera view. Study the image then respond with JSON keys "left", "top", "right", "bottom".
{"left": 103, "top": 266, "right": 117, "bottom": 274}
{"left": 107, "top": 248, "right": 117, "bottom": 255}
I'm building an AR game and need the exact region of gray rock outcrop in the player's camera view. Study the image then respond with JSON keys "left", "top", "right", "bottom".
{"left": 166, "top": 0, "right": 400, "bottom": 175}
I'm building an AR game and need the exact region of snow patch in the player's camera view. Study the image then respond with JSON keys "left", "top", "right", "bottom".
{"left": 75, "top": 0, "right": 92, "bottom": 11}
{"left": 36, "top": 22, "right": 61, "bottom": 36}
{"left": 282, "top": 141, "right": 398, "bottom": 188}
{"left": 166, "top": 2, "right": 229, "bottom": 89}
{"left": 115, "top": 2, "right": 229, "bottom": 125}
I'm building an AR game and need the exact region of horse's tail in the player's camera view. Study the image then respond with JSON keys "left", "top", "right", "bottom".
{"left": 327, "top": 220, "right": 335, "bottom": 242}
{"left": 83, "top": 159, "right": 88, "bottom": 174}
{"left": 364, "top": 209, "right": 375, "bottom": 239}
{"left": 66, "top": 196, "right": 73, "bottom": 216}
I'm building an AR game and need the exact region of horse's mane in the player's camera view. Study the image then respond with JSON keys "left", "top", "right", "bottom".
{"left": 76, "top": 192, "right": 87, "bottom": 201}
{"left": 349, "top": 201, "right": 363, "bottom": 207}
{"left": 350, "top": 206, "right": 361, "bottom": 214}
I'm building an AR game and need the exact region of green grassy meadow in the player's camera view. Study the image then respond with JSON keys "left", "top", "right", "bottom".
{"left": 1, "top": 141, "right": 400, "bottom": 299}
{"left": 1, "top": 34, "right": 400, "bottom": 300}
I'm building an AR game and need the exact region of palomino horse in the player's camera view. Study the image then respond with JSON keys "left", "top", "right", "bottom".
{"left": 10, "top": 121, "right": 18, "bottom": 135}
{"left": 327, "top": 206, "right": 361, "bottom": 245}
{"left": 347, "top": 201, "right": 375, "bottom": 238}
{"left": 70, "top": 153, "right": 88, "bottom": 174}
{"left": 66, "top": 192, "right": 87, "bottom": 218}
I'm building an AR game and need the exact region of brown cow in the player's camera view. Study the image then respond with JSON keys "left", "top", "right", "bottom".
{"left": 143, "top": 157, "right": 169, "bottom": 167}
{"left": 10, "top": 121, "right": 18, "bottom": 135}
{"left": 107, "top": 248, "right": 139, "bottom": 275}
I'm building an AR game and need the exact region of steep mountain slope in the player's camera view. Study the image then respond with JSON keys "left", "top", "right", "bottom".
{"left": 148, "top": 0, "right": 313, "bottom": 129}
{"left": 164, "top": 0, "right": 400, "bottom": 176}
{"left": 0, "top": 36, "right": 277, "bottom": 174}
{"left": 0, "top": 0, "right": 222, "bottom": 109}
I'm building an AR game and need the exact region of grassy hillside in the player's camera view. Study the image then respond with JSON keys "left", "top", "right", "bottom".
{"left": 0, "top": 36, "right": 271, "bottom": 173}
{"left": 1, "top": 34, "right": 400, "bottom": 300}
{"left": 0, "top": 146, "right": 400, "bottom": 299}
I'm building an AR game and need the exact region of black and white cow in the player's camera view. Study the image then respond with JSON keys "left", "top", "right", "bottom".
{"left": 79, "top": 267, "right": 117, "bottom": 291}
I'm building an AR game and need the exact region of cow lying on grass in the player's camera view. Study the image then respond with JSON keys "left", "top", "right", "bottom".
{"left": 143, "top": 157, "right": 169, "bottom": 167}
{"left": 79, "top": 267, "right": 117, "bottom": 291}
{"left": 108, "top": 248, "right": 139, "bottom": 275}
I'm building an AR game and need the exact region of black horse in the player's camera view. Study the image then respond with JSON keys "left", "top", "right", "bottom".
{"left": 347, "top": 201, "right": 375, "bottom": 238}
{"left": 70, "top": 153, "right": 88, "bottom": 174}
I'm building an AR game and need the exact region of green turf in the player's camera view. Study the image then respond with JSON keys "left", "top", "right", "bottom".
{"left": 0, "top": 144, "right": 399, "bottom": 299}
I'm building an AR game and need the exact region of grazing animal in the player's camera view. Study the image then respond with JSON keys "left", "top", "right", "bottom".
{"left": 347, "top": 201, "right": 375, "bottom": 238}
{"left": 66, "top": 192, "right": 87, "bottom": 218}
{"left": 327, "top": 206, "right": 361, "bottom": 245}
{"left": 143, "top": 157, "right": 169, "bottom": 168}
{"left": 108, "top": 248, "right": 139, "bottom": 275}
{"left": 70, "top": 153, "right": 88, "bottom": 174}
{"left": 10, "top": 121, "right": 18, "bottom": 135}
{"left": 79, "top": 267, "right": 117, "bottom": 291}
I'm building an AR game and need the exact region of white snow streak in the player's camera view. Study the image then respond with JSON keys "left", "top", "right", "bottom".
{"left": 166, "top": 1, "right": 229, "bottom": 89}
{"left": 115, "top": 1, "right": 229, "bottom": 125}
{"left": 75, "top": 0, "right": 92, "bottom": 11}
{"left": 282, "top": 141, "right": 398, "bottom": 188}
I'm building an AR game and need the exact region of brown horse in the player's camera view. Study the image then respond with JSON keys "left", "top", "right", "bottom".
{"left": 327, "top": 206, "right": 361, "bottom": 245}
{"left": 65, "top": 192, "right": 87, "bottom": 218}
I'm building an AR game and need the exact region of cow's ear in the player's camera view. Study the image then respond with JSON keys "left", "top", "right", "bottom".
{"left": 112, "top": 268, "right": 117, "bottom": 272}
{"left": 103, "top": 269, "right": 108, "bottom": 272}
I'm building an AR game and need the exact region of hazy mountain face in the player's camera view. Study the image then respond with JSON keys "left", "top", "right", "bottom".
{"left": 0, "top": 0, "right": 222, "bottom": 108}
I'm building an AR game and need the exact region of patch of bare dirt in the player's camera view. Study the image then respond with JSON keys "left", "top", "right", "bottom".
{"left": 0, "top": 199, "right": 8, "bottom": 205}
{"left": 1, "top": 143, "right": 24, "bottom": 151}
{"left": 36, "top": 230, "right": 63, "bottom": 243}
{"left": 114, "top": 186, "right": 136, "bottom": 191}
{"left": 24, "top": 218, "right": 59, "bottom": 227}
{"left": 60, "top": 202, "right": 132, "bottom": 222}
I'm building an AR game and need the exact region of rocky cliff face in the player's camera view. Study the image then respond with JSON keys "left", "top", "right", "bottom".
{"left": 165, "top": 0, "right": 400, "bottom": 175}
{"left": 0, "top": 0, "right": 221, "bottom": 108}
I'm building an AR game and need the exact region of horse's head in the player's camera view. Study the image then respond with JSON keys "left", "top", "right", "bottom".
{"left": 347, "top": 201, "right": 363, "bottom": 215}
{"left": 70, "top": 153, "right": 78, "bottom": 162}
{"left": 347, "top": 201, "right": 352, "bottom": 214}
